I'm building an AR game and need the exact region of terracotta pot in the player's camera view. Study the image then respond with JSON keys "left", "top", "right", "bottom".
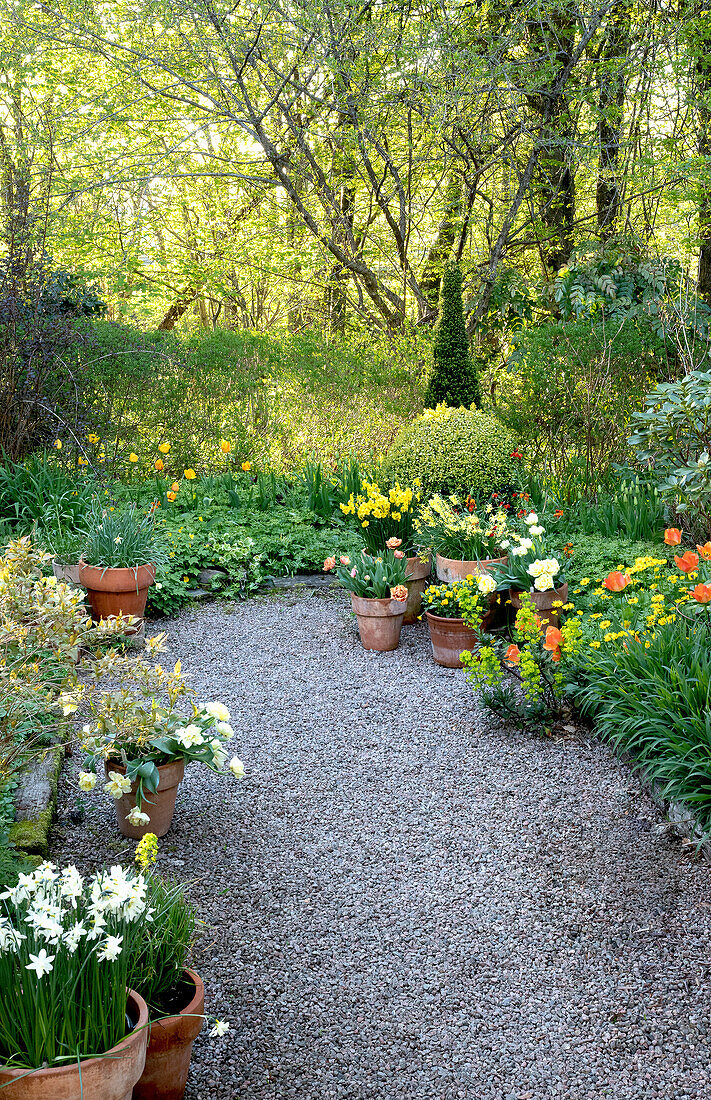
{"left": 133, "top": 969, "right": 204, "bottom": 1100}
{"left": 435, "top": 553, "right": 508, "bottom": 584}
{"left": 78, "top": 560, "right": 156, "bottom": 629}
{"left": 351, "top": 594, "right": 406, "bottom": 651}
{"left": 52, "top": 561, "right": 83, "bottom": 586}
{"left": 403, "top": 554, "right": 431, "bottom": 624}
{"left": 0, "top": 989, "right": 148, "bottom": 1100}
{"left": 509, "top": 583, "right": 569, "bottom": 629}
{"left": 107, "top": 758, "right": 185, "bottom": 839}
{"left": 425, "top": 611, "right": 478, "bottom": 668}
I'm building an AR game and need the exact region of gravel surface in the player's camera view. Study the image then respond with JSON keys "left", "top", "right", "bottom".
{"left": 52, "top": 590, "right": 711, "bottom": 1100}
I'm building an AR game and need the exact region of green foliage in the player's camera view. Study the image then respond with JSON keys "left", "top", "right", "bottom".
{"left": 384, "top": 404, "right": 518, "bottom": 501}
{"left": 83, "top": 504, "right": 165, "bottom": 568}
{"left": 424, "top": 264, "right": 481, "bottom": 409}
{"left": 577, "top": 620, "right": 711, "bottom": 836}
{"left": 128, "top": 875, "right": 196, "bottom": 1013}
{"left": 0, "top": 454, "right": 94, "bottom": 533}
{"left": 569, "top": 476, "right": 667, "bottom": 542}
{"left": 330, "top": 547, "right": 409, "bottom": 598}
{"left": 629, "top": 370, "right": 711, "bottom": 536}
{"left": 565, "top": 534, "right": 675, "bottom": 583}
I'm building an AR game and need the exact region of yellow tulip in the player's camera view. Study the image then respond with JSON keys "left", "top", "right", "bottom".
{"left": 158, "top": 442, "right": 171, "bottom": 454}
{"left": 241, "top": 460, "right": 252, "bottom": 472}
{"left": 184, "top": 469, "right": 196, "bottom": 480}
{"left": 154, "top": 458, "right": 165, "bottom": 471}
{"left": 220, "top": 440, "right": 232, "bottom": 454}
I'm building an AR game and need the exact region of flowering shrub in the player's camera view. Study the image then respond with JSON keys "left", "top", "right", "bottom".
{"left": 416, "top": 495, "right": 510, "bottom": 560}
{"left": 339, "top": 478, "right": 420, "bottom": 554}
{"left": 323, "top": 547, "right": 409, "bottom": 600}
{"left": 421, "top": 574, "right": 496, "bottom": 628}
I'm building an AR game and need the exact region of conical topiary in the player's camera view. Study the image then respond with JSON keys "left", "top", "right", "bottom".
{"left": 424, "top": 262, "right": 481, "bottom": 409}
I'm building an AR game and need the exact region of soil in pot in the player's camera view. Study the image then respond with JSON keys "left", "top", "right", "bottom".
{"left": 403, "top": 554, "right": 431, "bottom": 625}
{"left": 351, "top": 595, "right": 406, "bottom": 651}
{"left": 133, "top": 969, "right": 204, "bottom": 1100}
{"left": 0, "top": 990, "right": 148, "bottom": 1100}
{"left": 107, "top": 759, "right": 185, "bottom": 839}
{"left": 425, "top": 612, "right": 478, "bottom": 668}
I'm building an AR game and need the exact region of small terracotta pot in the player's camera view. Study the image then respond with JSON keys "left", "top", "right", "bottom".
{"left": 0, "top": 989, "right": 148, "bottom": 1100}
{"left": 509, "top": 583, "right": 569, "bottom": 629}
{"left": 403, "top": 554, "right": 431, "bottom": 624}
{"left": 78, "top": 560, "right": 156, "bottom": 629}
{"left": 133, "top": 969, "right": 204, "bottom": 1100}
{"left": 425, "top": 612, "right": 478, "bottom": 668}
{"left": 351, "top": 594, "right": 406, "bottom": 651}
{"left": 107, "top": 758, "right": 185, "bottom": 839}
{"left": 435, "top": 553, "right": 508, "bottom": 584}
{"left": 52, "top": 561, "right": 83, "bottom": 586}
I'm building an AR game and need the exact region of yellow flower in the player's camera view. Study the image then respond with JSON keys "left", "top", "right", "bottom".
{"left": 166, "top": 491, "right": 177, "bottom": 502}
{"left": 599, "top": 620, "right": 612, "bottom": 630}
{"left": 154, "top": 458, "right": 165, "bottom": 471}
{"left": 220, "top": 440, "right": 232, "bottom": 454}
{"left": 87, "top": 432, "right": 100, "bottom": 444}
{"left": 129, "top": 453, "right": 139, "bottom": 463}
{"left": 54, "top": 439, "right": 62, "bottom": 450}
{"left": 184, "top": 469, "right": 196, "bottom": 480}
{"left": 590, "top": 640, "right": 601, "bottom": 649}
{"left": 158, "top": 441, "right": 170, "bottom": 453}
{"left": 241, "top": 461, "right": 251, "bottom": 472}
{"left": 77, "top": 456, "right": 88, "bottom": 466}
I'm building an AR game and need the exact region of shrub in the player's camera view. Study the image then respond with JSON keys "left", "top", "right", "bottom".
{"left": 424, "top": 263, "right": 481, "bottom": 409}
{"left": 565, "top": 534, "right": 675, "bottom": 583}
{"left": 383, "top": 404, "right": 518, "bottom": 501}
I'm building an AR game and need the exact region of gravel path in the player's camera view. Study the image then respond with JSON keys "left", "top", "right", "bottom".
{"left": 52, "top": 590, "right": 711, "bottom": 1100}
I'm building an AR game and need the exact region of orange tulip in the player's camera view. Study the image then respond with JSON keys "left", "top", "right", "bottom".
{"left": 543, "top": 626, "right": 563, "bottom": 661}
{"left": 696, "top": 542, "right": 711, "bottom": 560}
{"left": 386, "top": 537, "right": 403, "bottom": 549}
{"left": 504, "top": 644, "right": 521, "bottom": 665}
{"left": 166, "top": 491, "right": 177, "bottom": 502}
{"left": 675, "top": 551, "right": 699, "bottom": 573}
{"left": 664, "top": 528, "right": 682, "bottom": 545}
{"left": 323, "top": 556, "right": 336, "bottom": 572}
{"left": 692, "top": 583, "right": 711, "bottom": 604}
{"left": 154, "top": 458, "right": 165, "bottom": 472}
{"left": 603, "top": 571, "right": 631, "bottom": 592}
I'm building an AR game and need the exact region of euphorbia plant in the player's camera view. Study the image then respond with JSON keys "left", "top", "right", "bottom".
{"left": 323, "top": 547, "right": 409, "bottom": 599}
{"left": 421, "top": 574, "right": 497, "bottom": 629}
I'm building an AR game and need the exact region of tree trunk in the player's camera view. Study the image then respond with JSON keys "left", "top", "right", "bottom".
{"left": 596, "top": 0, "right": 632, "bottom": 238}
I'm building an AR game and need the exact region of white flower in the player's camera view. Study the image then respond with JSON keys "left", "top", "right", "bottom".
{"left": 26, "top": 948, "right": 55, "bottom": 978}
{"left": 533, "top": 573, "right": 555, "bottom": 592}
{"left": 126, "top": 806, "right": 150, "bottom": 827}
{"left": 59, "top": 866, "right": 84, "bottom": 901}
{"left": 527, "top": 560, "right": 546, "bottom": 578}
{"left": 540, "top": 558, "right": 560, "bottom": 576}
{"left": 205, "top": 702, "right": 230, "bottom": 722}
{"left": 511, "top": 545, "right": 527, "bottom": 557}
{"left": 78, "top": 771, "right": 97, "bottom": 792}
{"left": 104, "top": 771, "right": 132, "bottom": 798}
{"left": 519, "top": 538, "right": 533, "bottom": 550}
{"left": 97, "top": 934, "right": 123, "bottom": 962}
{"left": 176, "top": 724, "right": 205, "bottom": 748}
{"left": 529, "top": 525, "right": 544, "bottom": 536}
{"left": 524, "top": 513, "right": 538, "bottom": 526}
{"left": 210, "top": 1019, "right": 230, "bottom": 1037}
{"left": 215, "top": 721, "right": 233, "bottom": 740}
{"left": 476, "top": 574, "right": 496, "bottom": 595}
{"left": 210, "top": 739, "right": 227, "bottom": 768}
{"left": 64, "top": 922, "right": 86, "bottom": 954}
{"left": 228, "top": 756, "right": 245, "bottom": 779}
{"left": 499, "top": 539, "right": 510, "bottom": 549}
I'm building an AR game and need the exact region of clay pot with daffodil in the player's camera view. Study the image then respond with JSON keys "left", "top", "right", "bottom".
{"left": 78, "top": 504, "right": 162, "bottom": 632}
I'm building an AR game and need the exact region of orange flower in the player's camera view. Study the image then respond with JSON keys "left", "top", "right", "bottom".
{"left": 220, "top": 439, "right": 231, "bottom": 454}
{"left": 241, "top": 461, "right": 252, "bottom": 472}
{"left": 543, "top": 626, "right": 563, "bottom": 661}
{"left": 692, "top": 583, "right": 711, "bottom": 604}
{"left": 154, "top": 458, "right": 165, "bottom": 472}
{"left": 166, "top": 491, "right": 177, "bottom": 502}
{"left": 386, "top": 537, "right": 402, "bottom": 549}
{"left": 390, "top": 585, "right": 408, "bottom": 601}
{"left": 696, "top": 542, "right": 711, "bottom": 560}
{"left": 664, "top": 528, "right": 682, "bottom": 545}
{"left": 323, "top": 556, "right": 336, "bottom": 572}
{"left": 339, "top": 555, "right": 350, "bottom": 565}
{"left": 504, "top": 644, "right": 521, "bottom": 665}
{"left": 554, "top": 509, "right": 564, "bottom": 518}
{"left": 171, "top": 481, "right": 180, "bottom": 492}
{"left": 394, "top": 549, "right": 405, "bottom": 559}
{"left": 603, "top": 571, "right": 631, "bottom": 592}
{"left": 675, "top": 551, "right": 699, "bottom": 573}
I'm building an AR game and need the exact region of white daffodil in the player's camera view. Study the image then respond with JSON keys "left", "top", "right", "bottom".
{"left": 59, "top": 866, "right": 84, "bottom": 901}
{"left": 78, "top": 771, "right": 97, "bottom": 792}
{"left": 205, "top": 701, "right": 230, "bottom": 722}
{"left": 210, "top": 1019, "right": 230, "bottom": 1037}
{"left": 64, "top": 921, "right": 86, "bottom": 954}
{"left": 228, "top": 756, "right": 245, "bottom": 779}
{"left": 126, "top": 806, "right": 150, "bottom": 827}
{"left": 25, "top": 948, "right": 55, "bottom": 978}
{"left": 104, "top": 772, "right": 132, "bottom": 799}
{"left": 97, "top": 935, "right": 123, "bottom": 962}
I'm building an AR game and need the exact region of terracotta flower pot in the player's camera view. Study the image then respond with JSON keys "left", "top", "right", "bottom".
{"left": 107, "top": 758, "right": 185, "bottom": 839}
{"left": 509, "top": 583, "right": 569, "bottom": 629}
{"left": 435, "top": 553, "right": 508, "bottom": 584}
{"left": 351, "top": 594, "right": 406, "bottom": 651}
{"left": 425, "top": 611, "right": 478, "bottom": 668}
{"left": 78, "top": 560, "right": 156, "bottom": 629}
{"left": 403, "top": 554, "right": 431, "bottom": 624}
{"left": 52, "top": 561, "right": 83, "bottom": 587}
{"left": 133, "top": 969, "right": 204, "bottom": 1100}
{"left": 0, "top": 989, "right": 148, "bottom": 1100}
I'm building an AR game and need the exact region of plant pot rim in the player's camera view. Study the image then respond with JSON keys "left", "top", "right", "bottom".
{"left": 0, "top": 989, "right": 147, "bottom": 1081}
{"left": 351, "top": 593, "right": 407, "bottom": 607}
{"left": 424, "top": 610, "right": 467, "bottom": 625}
{"left": 79, "top": 559, "right": 156, "bottom": 590}
{"left": 151, "top": 968, "right": 204, "bottom": 1024}
{"left": 436, "top": 551, "right": 508, "bottom": 566}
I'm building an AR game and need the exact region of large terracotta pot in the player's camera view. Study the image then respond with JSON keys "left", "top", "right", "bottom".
{"left": 133, "top": 969, "right": 204, "bottom": 1100}
{"left": 52, "top": 561, "right": 83, "bottom": 586}
{"left": 435, "top": 553, "right": 507, "bottom": 584}
{"left": 425, "top": 612, "right": 478, "bottom": 668}
{"left": 107, "top": 758, "right": 185, "bottom": 839}
{"left": 510, "top": 583, "right": 569, "bottom": 629}
{"left": 0, "top": 990, "right": 148, "bottom": 1100}
{"left": 403, "top": 554, "right": 431, "bottom": 624}
{"left": 78, "top": 560, "right": 156, "bottom": 628}
{"left": 351, "top": 594, "right": 406, "bottom": 651}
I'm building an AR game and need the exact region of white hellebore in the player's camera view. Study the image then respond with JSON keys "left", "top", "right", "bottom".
{"left": 126, "top": 806, "right": 151, "bottom": 827}
{"left": 229, "top": 756, "right": 245, "bottom": 779}
{"left": 78, "top": 771, "right": 97, "bottom": 792}
{"left": 104, "top": 771, "right": 132, "bottom": 799}
{"left": 26, "top": 948, "right": 55, "bottom": 978}
{"left": 210, "top": 1019, "right": 230, "bottom": 1037}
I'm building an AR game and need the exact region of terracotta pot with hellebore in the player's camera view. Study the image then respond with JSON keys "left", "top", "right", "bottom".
{"left": 107, "top": 759, "right": 185, "bottom": 840}
{"left": 133, "top": 969, "right": 204, "bottom": 1100}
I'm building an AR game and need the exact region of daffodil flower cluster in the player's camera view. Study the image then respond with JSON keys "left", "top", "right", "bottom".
{"left": 421, "top": 573, "right": 496, "bottom": 629}
{"left": 339, "top": 478, "right": 420, "bottom": 554}
{"left": 416, "top": 495, "right": 510, "bottom": 561}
